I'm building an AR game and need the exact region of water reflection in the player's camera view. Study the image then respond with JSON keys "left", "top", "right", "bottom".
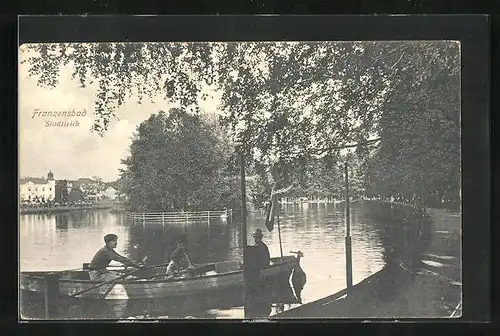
{"left": 20, "top": 211, "right": 130, "bottom": 272}
{"left": 126, "top": 220, "right": 231, "bottom": 266}
{"left": 239, "top": 203, "right": 387, "bottom": 304}
{"left": 20, "top": 203, "right": 394, "bottom": 318}
{"left": 55, "top": 214, "right": 69, "bottom": 230}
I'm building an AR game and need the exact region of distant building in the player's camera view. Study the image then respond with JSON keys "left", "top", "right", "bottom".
{"left": 66, "top": 180, "right": 83, "bottom": 193}
{"left": 19, "top": 171, "right": 56, "bottom": 202}
{"left": 76, "top": 178, "right": 95, "bottom": 186}
{"left": 100, "top": 185, "right": 118, "bottom": 200}
{"left": 65, "top": 178, "right": 105, "bottom": 201}
{"left": 67, "top": 178, "right": 97, "bottom": 192}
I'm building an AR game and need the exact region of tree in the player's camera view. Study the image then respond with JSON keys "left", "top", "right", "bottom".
{"left": 119, "top": 108, "right": 239, "bottom": 211}
{"left": 20, "top": 42, "right": 389, "bottom": 150}
{"left": 55, "top": 179, "right": 69, "bottom": 203}
{"left": 92, "top": 175, "right": 102, "bottom": 182}
{"left": 22, "top": 41, "right": 461, "bottom": 207}
{"left": 68, "top": 187, "right": 85, "bottom": 202}
{"left": 363, "top": 42, "right": 461, "bottom": 207}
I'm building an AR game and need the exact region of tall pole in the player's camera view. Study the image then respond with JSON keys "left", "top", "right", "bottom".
{"left": 276, "top": 201, "right": 284, "bottom": 312}
{"left": 344, "top": 160, "right": 353, "bottom": 293}
{"left": 239, "top": 150, "right": 250, "bottom": 318}
{"left": 277, "top": 208, "right": 284, "bottom": 260}
{"left": 240, "top": 150, "right": 248, "bottom": 250}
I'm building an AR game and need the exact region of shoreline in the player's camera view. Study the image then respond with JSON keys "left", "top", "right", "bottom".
{"left": 19, "top": 204, "right": 120, "bottom": 215}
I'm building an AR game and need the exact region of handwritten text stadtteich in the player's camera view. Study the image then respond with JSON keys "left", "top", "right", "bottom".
{"left": 32, "top": 108, "right": 87, "bottom": 128}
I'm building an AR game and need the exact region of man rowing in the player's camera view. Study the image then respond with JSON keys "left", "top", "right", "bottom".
{"left": 88, "top": 233, "right": 143, "bottom": 282}
{"left": 164, "top": 235, "right": 195, "bottom": 279}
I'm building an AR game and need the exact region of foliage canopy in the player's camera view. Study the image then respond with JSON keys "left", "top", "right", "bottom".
{"left": 119, "top": 108, "right": 240, "bottom": 211}
{"left": 22, "top": 41, "right": 461, "bottom": 206}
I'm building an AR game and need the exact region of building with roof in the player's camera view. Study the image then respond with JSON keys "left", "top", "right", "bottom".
{"left": 100, "top": 184, "right": 118, "bottom": 200}
{"left": 62, "top": 178, "right": 107, "bottom": 202}
{"left": 19, "top": 171, "right": 56, "bottom": 202}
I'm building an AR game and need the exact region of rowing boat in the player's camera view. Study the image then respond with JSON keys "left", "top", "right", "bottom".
{"left": 20, "top": 254, "right": 306, "bottom": 318}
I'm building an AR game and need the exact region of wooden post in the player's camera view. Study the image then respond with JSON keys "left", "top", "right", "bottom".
{"left": 44, "top": 272, "right": 60, "bottom": 318}
{"left": 207, "top": 211, "right": 210, "bottom": 223}
{"left": 162, "top": 212, "right": 164, "bottom": 225}
{"left": 277, "top": 207, "right": 284, "bottom": 261}
{"left": 142, "top": 212, "right": 145, "bottom": 227}
{"left": 239, "top": 150, "right": 250, "bottom": 318}
{"left": 344, "top": 160, "right": 353, "bottom": 293}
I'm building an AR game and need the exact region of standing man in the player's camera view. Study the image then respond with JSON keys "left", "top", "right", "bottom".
{"left": 88, "top": 233, "right": 143, "bottom": 282}
{"left": 252, "top": 228, "right": 270, "bottom": 269}
{"left": 247, "top": 228, "right": 271, "bottom": 317}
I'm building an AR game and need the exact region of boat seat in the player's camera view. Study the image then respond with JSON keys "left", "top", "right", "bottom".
{"left": 214, "top": 261, "right": 241, "bottom": 274}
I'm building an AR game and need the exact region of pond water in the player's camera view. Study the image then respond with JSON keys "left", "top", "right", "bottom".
{"left": 20, "top": 202, "right": 392, "bottom": 319}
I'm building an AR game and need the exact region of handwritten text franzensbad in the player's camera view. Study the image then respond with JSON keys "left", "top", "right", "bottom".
{"left": 32, "top": 109, "right": 87, "bottom": 118}
{"left": 32, "top": 108, "right": 87, "bottom": 127}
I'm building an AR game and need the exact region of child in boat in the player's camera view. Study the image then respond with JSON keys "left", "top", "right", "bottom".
{"left": 88, "top": 233, "right": 143, "bottom": 282}
{"left": 164, "top": 236, "right": 195, "bottom": 279}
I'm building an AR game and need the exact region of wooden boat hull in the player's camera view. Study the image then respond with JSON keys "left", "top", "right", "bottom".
{"left": 20, "top": 256, "right": 304, "bottom": 318}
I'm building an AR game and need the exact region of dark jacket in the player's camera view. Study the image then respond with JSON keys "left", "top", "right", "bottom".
{"left": 89, "top": 246, "right": 137, "bottom": 270}
{"left": 254, "top": 242, "right": 270, "bottom": 270}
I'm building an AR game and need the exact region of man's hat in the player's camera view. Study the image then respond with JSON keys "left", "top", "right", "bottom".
{"left": 104, "top": 233, "right": 118, "bottom": 243}
{"left": 252, "top": 229, "right": 264, "bottom": 238}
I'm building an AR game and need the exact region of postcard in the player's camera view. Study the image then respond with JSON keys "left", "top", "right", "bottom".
{"left": 19, "top": 33, "right": 462, "bottom": 320}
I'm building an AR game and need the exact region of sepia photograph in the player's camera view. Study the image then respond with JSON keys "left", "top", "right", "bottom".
{"left": 18, "top": 39, "right": 462, "bottom": 320}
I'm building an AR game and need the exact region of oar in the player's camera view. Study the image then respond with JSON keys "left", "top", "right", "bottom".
{"left": 99, "top": 258, "right": 147, "bottom": 299}
{"left": 70, "top": 260, "right": 166, "bottom": 298}
{"left": 57, "top": 265, "right": 128, "bottom": 273}
{"left": 136, "top": 263, "right": 216, "bottom": 281}
{"left": 70, "top": 268, "right": 143, "bottom": 298}
{"left": 105, "top": 256, "right": 148, "bottom": 272}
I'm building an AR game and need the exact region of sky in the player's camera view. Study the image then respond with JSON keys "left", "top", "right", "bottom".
{"left": 18, "top": 47, "right": 221, "bottom": 182}
{"left": 18, "top": 41, "right": 382, "bottom": 183}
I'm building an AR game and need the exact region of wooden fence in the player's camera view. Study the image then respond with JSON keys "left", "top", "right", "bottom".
{"left": 125, "top": 209, "right": 233, "bottom": 225}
